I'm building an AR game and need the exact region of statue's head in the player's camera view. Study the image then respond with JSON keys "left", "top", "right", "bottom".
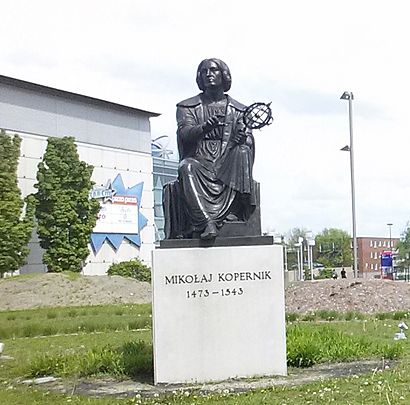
{"left": 196, "top": 58, "right": 232, "bottom": 92}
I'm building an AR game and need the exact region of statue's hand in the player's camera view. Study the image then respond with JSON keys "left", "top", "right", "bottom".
{"left": 233, "top": 130, "right": 247, "bottom": 145}
{"left": 233, "top": 121, "right": 247, "bottom": 144}
{"left": 202, "top": 115, "right": 225, "bottom": 134}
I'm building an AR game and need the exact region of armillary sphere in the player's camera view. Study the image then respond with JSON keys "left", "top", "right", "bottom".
{"left": 242, "top": 102, "right": 273, "bottom": 130}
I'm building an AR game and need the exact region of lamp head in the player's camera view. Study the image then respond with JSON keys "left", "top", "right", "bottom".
{"left": 340, "top": 91, "right": 354, "bottom": 100}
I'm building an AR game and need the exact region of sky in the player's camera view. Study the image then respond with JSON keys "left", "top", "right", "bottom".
{"left": 1, "top": 0, "right": 409, "bottom": 239}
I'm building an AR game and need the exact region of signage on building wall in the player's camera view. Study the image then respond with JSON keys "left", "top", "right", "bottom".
{"left": 381, "top": 251, "right": 393, "bottom": 268}
{"left": 89, "top": 174, "right": 148, "bottom": 253}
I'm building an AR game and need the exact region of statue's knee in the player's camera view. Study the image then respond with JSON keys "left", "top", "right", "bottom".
{"left": 179, "top": 158, "right": 197, "bottom": 176}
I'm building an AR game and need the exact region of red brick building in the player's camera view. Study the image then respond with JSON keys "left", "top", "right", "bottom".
{"left": 357, "top": 237, "right": 399, "bottom": 277}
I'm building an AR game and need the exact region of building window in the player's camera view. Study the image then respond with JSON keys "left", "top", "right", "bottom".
{"left": 379, "top": 240, "right": 382, "bottom": 247}
{"left": 365, "top": 263, "right": 369, "bottom": 269}
{"left": 375, "top": 264, "right": 378, "bottom": 271}
{"left": 370, "top": 240, "right": 373, "bottom": 247}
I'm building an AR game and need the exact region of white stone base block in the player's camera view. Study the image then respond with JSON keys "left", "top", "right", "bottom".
{"left": 152, "top": 244, "right": 287, "bottom": 384}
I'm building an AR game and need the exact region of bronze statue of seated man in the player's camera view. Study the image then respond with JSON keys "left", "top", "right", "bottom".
{"left": 163, "top": 58, "right": 259, "bottom": 240}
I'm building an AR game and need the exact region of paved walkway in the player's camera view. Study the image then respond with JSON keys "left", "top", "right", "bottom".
{"left": 21, "top": 359, "right": 393, "bottom": 399}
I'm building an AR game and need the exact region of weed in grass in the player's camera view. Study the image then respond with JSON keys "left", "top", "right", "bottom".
{"left": 68, "top": 309, "right": 78, "bottom": 317}
{"left": 82, "top": 322, "right": 99, "bottom": 333}
{"left": 79, "top": 346, "right": 124, "bottom": 377}
{"left": 6, "top": 314, "right": 16, "bottom": 321}
{"left": 46, "top": 312, "right": 57, "bottom": 319}
{"left": 27, "top": 352, "right": 73, "bottom": 377}
{"left": 114, "top": 308, "right": 124, "bottom": 316}
{"left": 22, "top": 323, "right": 43, "bottom": 338}
{"left": 286, "top": 313, "right": 298, "bottom": 322}
{"left": 121, "top": 340, "right": 153, "bottom": 376}
{"left": 344, "top": 311, "right": 364, "bottom": 321}
{"left": 379, "top": 342, "right": 404, "bottom": 359}
{"left": 317, "top": 309, "right": 339, "bottom": 321}
{"left": 61, "top": 271, "right": 81, "bottom": 281}
{"left": 392, "top": 311, "right": 409, "bottom": 320}
{"left": 301, "top": 313, "right": 316, "bottom": 322}
{"left": 288, "top": 340, "right": 322, "bottom": 367}
{"left": 376, "top": 312, "right": 391, "bottom": 320}
{"left": 127, "top": 319, "right": 150, "bottom": 330}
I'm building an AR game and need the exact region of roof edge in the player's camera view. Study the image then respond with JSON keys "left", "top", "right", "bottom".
{"left": 0, "top": 74, "right": 161, "bottom": 117}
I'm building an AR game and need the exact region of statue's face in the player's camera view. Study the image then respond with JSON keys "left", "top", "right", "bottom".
{"left": 200, "top": 61, "right": 223, "bottom": 90}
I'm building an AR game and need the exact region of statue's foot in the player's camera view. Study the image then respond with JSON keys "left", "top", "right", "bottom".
{"left": 200, "top": 222, "right": 218, "bottom": 240}
{"left": 225, "top": 213, "right": 239, "bottom": 222}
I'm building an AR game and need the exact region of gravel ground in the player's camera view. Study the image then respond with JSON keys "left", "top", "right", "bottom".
{"left": 286, "top": 278, "right": 410, "bottom": 314}
{"left": 1, "top": 273, "right": 409, "bottom": 313}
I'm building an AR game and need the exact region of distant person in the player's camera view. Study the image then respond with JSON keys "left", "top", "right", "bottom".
{"left": 332, "top": 270, "right": 338, "bottom": 280}
{"left": 341, "top": 268, "right": 347, "bottom": 279}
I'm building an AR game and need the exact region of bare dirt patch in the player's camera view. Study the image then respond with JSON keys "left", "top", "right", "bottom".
{"left": 0, "top": 273, "right": 151, "bottom": 311}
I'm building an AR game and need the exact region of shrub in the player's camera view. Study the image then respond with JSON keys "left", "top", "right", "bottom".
{"left": 107, "top": 259, "right": 151, "bottom": 282}
{"left": 317, "top": 268, "right": 334, "bottom": 279}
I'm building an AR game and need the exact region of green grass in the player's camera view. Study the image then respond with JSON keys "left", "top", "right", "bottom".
{"left": 0, "top": 304, "right": 151, "bottom": 339}
{"left": 25, "top": 340, "right": 153, "bottom": 379}
{"left": 287, "top": 323, "right": 402, "bottom": 367}
{"left": 0, "top": 306, "right": 409, "bottom": 404}
{"left": 286, "top": 310, "right": 409, "bottom": 323}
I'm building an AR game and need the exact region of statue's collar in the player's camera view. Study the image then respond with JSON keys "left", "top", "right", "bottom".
{"left": 177, "top": 94, "right": 246, "bottom": 111}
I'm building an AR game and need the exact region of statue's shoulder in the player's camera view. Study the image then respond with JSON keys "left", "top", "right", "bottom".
{"left": 177, "top": 94, "right": 202, "bottom": 108}
{"left": 227, "top": 96, "right": 247, "bottom": 112}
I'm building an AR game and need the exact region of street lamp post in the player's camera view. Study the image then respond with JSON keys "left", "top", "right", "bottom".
{"left": 299, "top": 237, "right": 304, "bottom": 281}
{"left": 387, "top": 223, "right": 393, "bottom": 250}
{"left": 295, "top": 237, "right": 304, "bottom": 281}
{"left": 306, "top": 232, "right": 315, "bottom": 281}
{"left": 340, "top": 91, "right": 358, "bottom": 278}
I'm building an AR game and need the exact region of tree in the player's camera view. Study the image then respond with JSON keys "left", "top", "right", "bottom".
{"left": 285, "top": 227, "right": 309, "bottom": 271}
{"left": 396, "top": 223, "right": 410, "bottom": 270}
{"left": 34, "top": 136, "right": 100, "bottom": 273}
{"left": 0, "top": 131, "right": 34, "bottom": 277}
{"left": 286, "top": 227, "right": 309, "bottom": 246}
{"left": 314, "top": 228, "right": 352, "bottom": 268}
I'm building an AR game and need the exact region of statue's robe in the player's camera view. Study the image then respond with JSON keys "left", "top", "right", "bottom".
{"left": 163, "top": 93, "right": 256, "bottom": 239}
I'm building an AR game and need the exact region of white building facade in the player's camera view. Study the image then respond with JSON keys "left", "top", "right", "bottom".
{"left": 0, "top": 75, "right": 159, "bottom": 275}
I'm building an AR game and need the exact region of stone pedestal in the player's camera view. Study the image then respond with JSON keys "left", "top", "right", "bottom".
{"left": 152, "top": 240, "right": 287, "bottom": 384}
